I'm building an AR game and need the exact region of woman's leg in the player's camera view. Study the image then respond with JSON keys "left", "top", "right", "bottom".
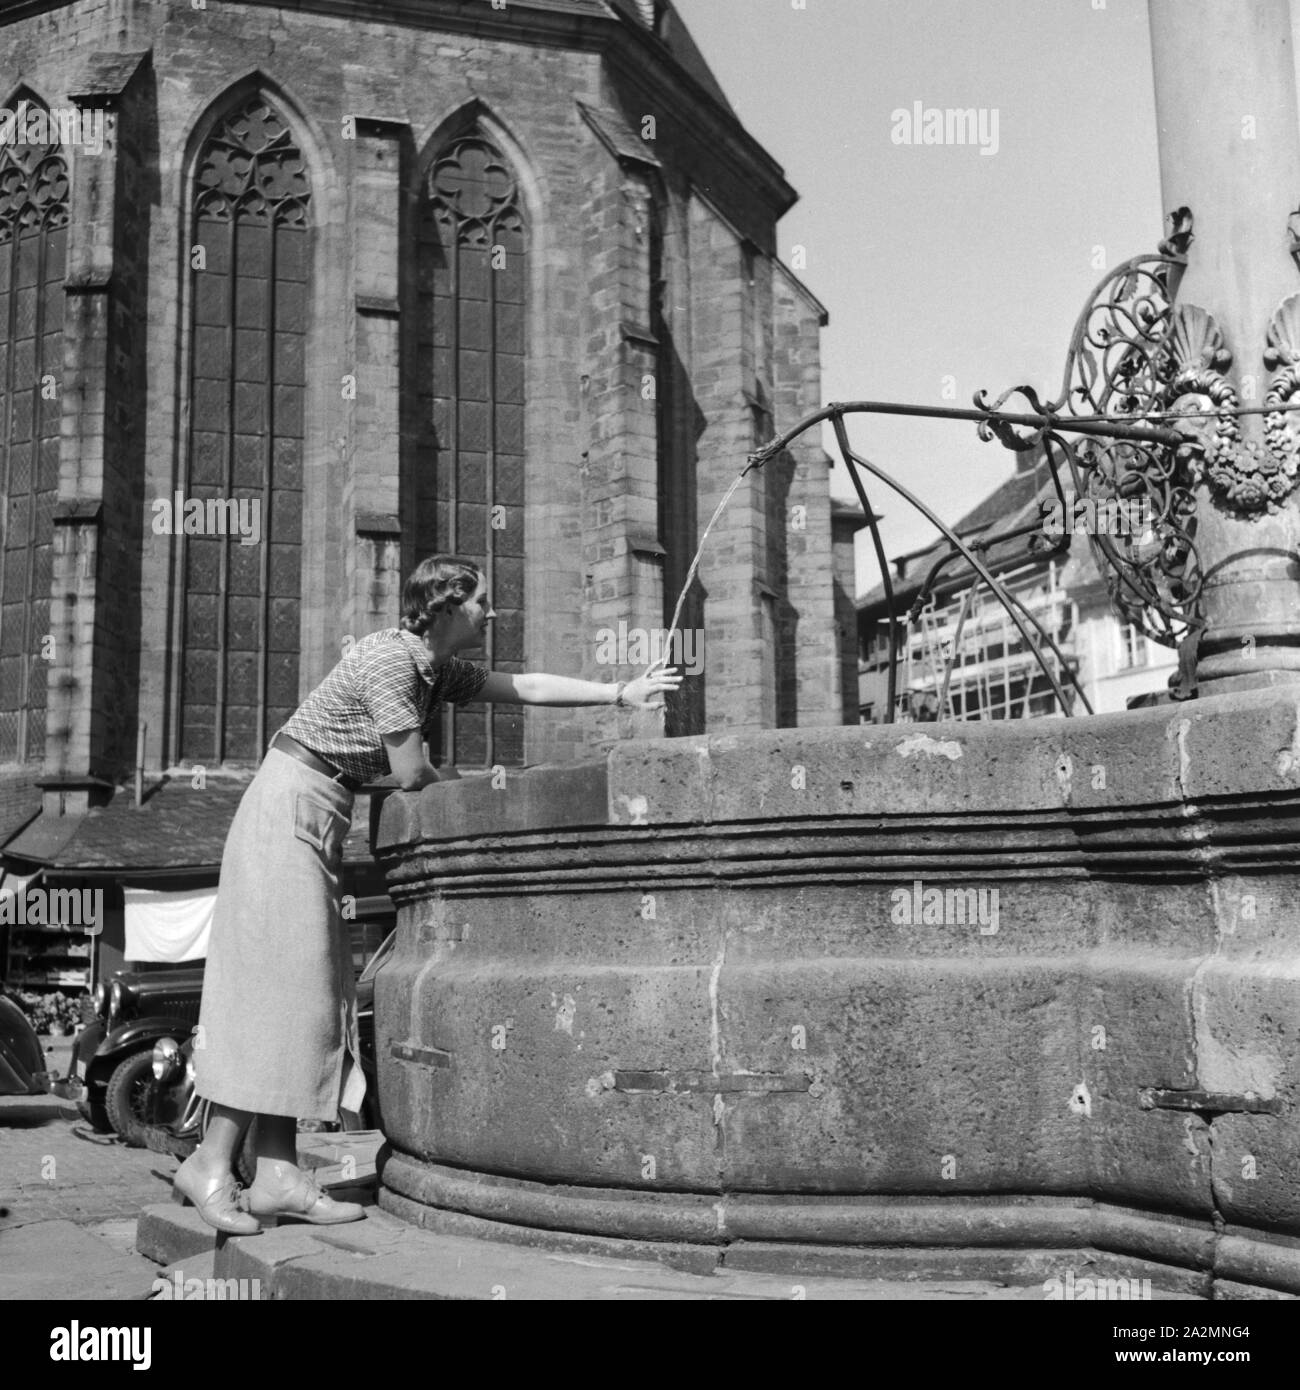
{"left": 173, "top": 1103, "right": 261, "bottom": 1235}
{"left": 192, "top": 1106, "right": 293, "bottom": 1168}
{"left": 255, "top": 1114, "right": 297, "bottom": 1164}
{"left": 245, "top": 1113, "right": 364, "bottom": 1226}
{"left": 191, "top": 1103, "right": 252, "bottom": 1172}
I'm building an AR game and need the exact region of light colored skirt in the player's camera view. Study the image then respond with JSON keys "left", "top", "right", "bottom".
{"left": 193, "top": 747, "right": 366, "bottom": 1120}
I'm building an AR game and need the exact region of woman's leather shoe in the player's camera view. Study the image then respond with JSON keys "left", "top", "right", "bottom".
{"left": 172, "top": 1155, "right": 261, "bottom": 1236}
{"left": 244, "top": 1162, "right": 365, "bottom": 1226}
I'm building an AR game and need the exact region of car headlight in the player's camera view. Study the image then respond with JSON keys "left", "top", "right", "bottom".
{"left": 93, "top": 983, "right": 108, "bottom": 1018}
{"left": 152, "top": 1036, "right": 181, "bottom": 1082}
{"left": 108, "top": 980, "right": 124, "bottom": 1022}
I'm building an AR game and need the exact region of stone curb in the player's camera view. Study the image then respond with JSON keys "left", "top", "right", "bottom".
{"left": 136, "top": 1203, "right": 216, "bottom": 1266}
{"left": 132, "top": 1201, "right": 1226, "bottom": 1300}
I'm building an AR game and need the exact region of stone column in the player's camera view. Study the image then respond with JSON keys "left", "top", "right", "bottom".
{"left": 46, "top": 56, "right": 148, "bottom": 811}
{"left": 1149, "top": 0, "right": 1300, "bottom": 690}
{"left": 49, "top": 120, "right": 117, "bottom": 798}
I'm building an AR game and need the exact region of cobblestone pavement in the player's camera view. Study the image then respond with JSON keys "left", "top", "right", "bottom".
{"left": 0, "top": 1039, "right": 179, "bottom": 1299}
{"left": 0, "top": 1090, "right": 177, "bottom": 1226}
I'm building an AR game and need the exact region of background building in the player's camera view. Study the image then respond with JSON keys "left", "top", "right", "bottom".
{"left": 0, "top": 0, "right": 853, "bottom": 991}
{"left": 856, "top": 445, "right": 1178, "bottom": 724}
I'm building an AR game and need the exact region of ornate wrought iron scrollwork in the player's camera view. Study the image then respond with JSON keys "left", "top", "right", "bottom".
{"left": 1057, "top": 245, "right": 1203, "bottom": 657}
{"left": 972, "top": 203, "right": 1300, "bottom": 681}
{"left": 746, "top": 206, "right": 1300, "bottom": 718}
{"left": 972, "top": 226, "right": 1203, "bottom": 656}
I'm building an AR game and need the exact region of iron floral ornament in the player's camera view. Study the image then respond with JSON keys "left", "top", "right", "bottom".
{"left": 973, "top": 228, "right": 1204, "bottom": 654}
{"left": 1162, "top": 295, "right": 1300, "bottom": 514}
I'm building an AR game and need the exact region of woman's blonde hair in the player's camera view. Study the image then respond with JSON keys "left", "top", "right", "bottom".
{"left": 400, "top": 555, "right": 483, "bottom": 636}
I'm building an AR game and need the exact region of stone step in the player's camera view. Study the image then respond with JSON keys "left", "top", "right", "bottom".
{"left": 136, "top": 1194, "right": 1241, "bottom": 1298}
{"left": 136, "top": 1203, "right": 216, "bottom": 1266}
{"left": 138, "top": 1184, "right": 379, "bottom": 1268}
{"left": 186, "top": 1204, "right": 1191, "bottom": 1301}
{"left": 136, "top": 1131, "right": 385, "bottom": 1266}
{"left": 148, "top": 1247, "right": 217, "bottom": 1299}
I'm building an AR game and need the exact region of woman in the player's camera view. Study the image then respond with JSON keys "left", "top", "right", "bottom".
{"left": 175, "top": 554, "right": 681, "bottom": 1233}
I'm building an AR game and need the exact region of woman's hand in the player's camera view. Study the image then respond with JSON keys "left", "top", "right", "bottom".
{"left": 623, "top": 659, "right": 684, "bottom": 709}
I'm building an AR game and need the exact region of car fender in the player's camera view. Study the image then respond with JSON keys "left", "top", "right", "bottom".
{"left": 72, "top": 1018, "right": 105, "bottom": 1066}
{"left": 83, "top": 1018, "right": 197, "bottom": 1086}
{"left": 0, "top": 994, "right": 45, "bottom": 1095}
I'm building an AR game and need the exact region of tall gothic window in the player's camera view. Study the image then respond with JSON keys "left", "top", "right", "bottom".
{"left": 415, "top": 133, "right": 526, "bottom": 767}
{"left": 180, "top": 97, "right": 309, "bottom": 764}
{"left": 0, "top": 99, "right": 68, "bottom": 764}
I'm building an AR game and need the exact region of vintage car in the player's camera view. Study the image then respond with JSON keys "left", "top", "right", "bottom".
{"left": 0, "top": 979, "right": 49, "bottom": 1095}
{"left": 49, "top": 963, "right": 204, "bottom": 1146}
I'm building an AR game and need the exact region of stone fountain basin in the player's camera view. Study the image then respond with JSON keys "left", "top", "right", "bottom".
{"left": 372, "top": 688, "right": 1300, "bottom": 1292}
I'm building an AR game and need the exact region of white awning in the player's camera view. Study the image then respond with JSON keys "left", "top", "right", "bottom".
{"left": 122, "top": 886, "right": 215, "bottom": 963}
{"left": 0, "top": 869, "right": 35, "bottom": 899}
{"left": 0, "top": 869, "right": 36, "bottom": 913}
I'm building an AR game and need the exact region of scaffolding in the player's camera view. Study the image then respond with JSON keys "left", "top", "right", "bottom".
{"left": 887, "top": 560, "right": 1078, "bottom": 722}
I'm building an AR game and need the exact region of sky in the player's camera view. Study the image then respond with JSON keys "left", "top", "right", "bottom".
{"left": 672, "top": 0, "right": 1163, "bottom": 594}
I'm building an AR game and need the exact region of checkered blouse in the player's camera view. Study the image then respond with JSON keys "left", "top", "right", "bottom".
{"left": 277, "top": 629, "right": 490, "bottom": 781}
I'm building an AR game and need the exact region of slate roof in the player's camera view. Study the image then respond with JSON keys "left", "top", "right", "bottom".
{"left": 379, "top": 0, "right": 736, "bottom": 116}
{"left": 857, "top": 449, "right": 1066, "bottom": 618}
{"left": 457, "top": 0, "right": 737, "bottom": 115}
{"left": 67, "top": 49, "right": 150, "bottom": 100}
{"left": 3, "top": 777, "right": 378, "bottom": 878}
{"left": 645, "top": 1, "right": 735, "bottom": 115}
{"left": 0, "top": 812, "right": 30, "bottom": 850}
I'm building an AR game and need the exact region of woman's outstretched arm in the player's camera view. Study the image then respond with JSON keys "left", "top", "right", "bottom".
{"left": 474, "top": 663, "right": 681, "bottom": 708}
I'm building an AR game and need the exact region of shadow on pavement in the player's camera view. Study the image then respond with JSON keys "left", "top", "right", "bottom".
{"left": 0, "top": 1103, "right": 81, "bottom": 1129}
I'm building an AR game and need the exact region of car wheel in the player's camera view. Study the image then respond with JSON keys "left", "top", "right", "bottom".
{"left": 76, "top": 1096, "right": 113, "bottom": 1133}
{"left": 104, "top": 1052, "right": 159, "bottom": 1148}
{"left": 142, "top": 1123, "right": 196, "bottom": 1161}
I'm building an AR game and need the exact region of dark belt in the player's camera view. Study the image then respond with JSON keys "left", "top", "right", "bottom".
{"left": 271, "top": 732, "right": 362, "bottom": 793}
